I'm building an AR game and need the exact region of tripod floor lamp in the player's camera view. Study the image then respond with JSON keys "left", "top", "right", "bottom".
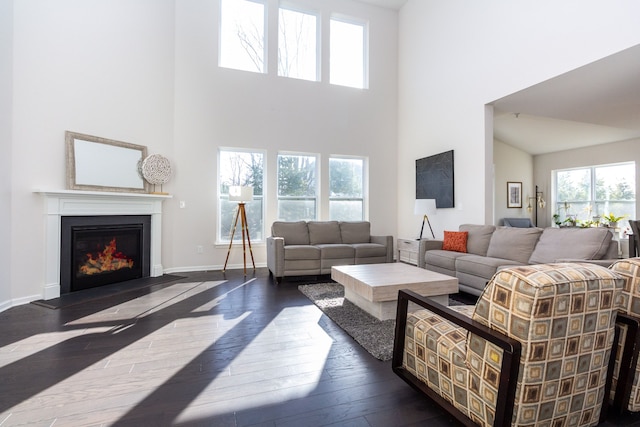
{"left": 223, "top": 186, "right": 256, "bottom": 275}
{"left": 415, "top": 199, "right": 437, "bottom": 239}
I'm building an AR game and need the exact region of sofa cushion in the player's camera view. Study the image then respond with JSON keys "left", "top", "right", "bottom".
{"left": 528, "top": 227, "right": 613, "bottom": 264}
{"left": 316, "top": 244, "right": 355, "bottom": 259}
{"left": 486, "top": 227, "right": 542, "bottom": 264}
{"left": 272, "top": 221, "right": 309, "bottom": 245}
{"left": 308, "top": 221, "right": 342, "bottom": 245}
{"left": 352, "top": 242, "right": 386, "bottom": 258}
{"left": 283, "top": 245, "right": 320, "bottom": 260}
{"left": 425, "top": 249, "right": 469, "bottom": 272}
{"left": 455, "top": 254, "right": 524, "bottom": 282}
{"left": 442, "top": 231, "right": 468, "bottom": 253}
{"left": 459, "top": 224, "right": 496, "bottom": 256}
{"left": 339, "top": 221, "right": 371, "bottom": 244}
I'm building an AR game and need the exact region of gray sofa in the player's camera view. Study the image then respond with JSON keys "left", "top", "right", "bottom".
{"left": 266, "top": 220, "right": 393, "bottom": 283}
{"left": 420, "top": 224, "right": 620, "bottom": 296}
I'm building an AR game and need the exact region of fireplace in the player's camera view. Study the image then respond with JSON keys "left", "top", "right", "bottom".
{"left": 60, "top": 216, "right": 151, "bottom": 294}
{"left": 38, "top": 190, "right": 170, "bottom": 300}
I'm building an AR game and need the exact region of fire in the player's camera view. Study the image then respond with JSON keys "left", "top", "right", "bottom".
{"left": 79, "top": 238, "right": 134, "bottom": 275}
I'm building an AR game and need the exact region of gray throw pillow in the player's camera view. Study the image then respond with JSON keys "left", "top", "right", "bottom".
{"left": 486, "top": 227, "right": 543, "bottom": 264}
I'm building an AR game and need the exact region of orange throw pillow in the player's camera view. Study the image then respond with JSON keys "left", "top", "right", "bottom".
{"left": 442, "top": 231, "right": 468, "bottom": 253}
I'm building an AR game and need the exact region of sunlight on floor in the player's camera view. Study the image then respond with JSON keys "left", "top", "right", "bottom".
{"left": 0, "top": 327, "right": 113, "bottom": 369}
{"left": 63, "top": 280, "right": 228, "bottom": 326}
{"left": 1, "top": 278, "right": 338, "bottom": 425}
{"left": 174, "top": 307, "right": 334, "bottom": 424}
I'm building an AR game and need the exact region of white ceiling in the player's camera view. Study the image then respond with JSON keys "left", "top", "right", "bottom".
{"left": 492, "top": 44, "right": 640, "bottom": 155}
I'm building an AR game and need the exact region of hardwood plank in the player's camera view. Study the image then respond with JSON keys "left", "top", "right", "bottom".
{"left": 0, "top": 267, "right": 636, "bottom": 426}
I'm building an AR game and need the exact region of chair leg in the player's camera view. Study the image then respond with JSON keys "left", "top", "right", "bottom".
{"left": 602, "top": 322, "right": 623, "bottom": 422}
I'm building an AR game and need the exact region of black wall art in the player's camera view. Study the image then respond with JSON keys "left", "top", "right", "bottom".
{"left": 416, "top": 150, "right": 454, "bottom": 208}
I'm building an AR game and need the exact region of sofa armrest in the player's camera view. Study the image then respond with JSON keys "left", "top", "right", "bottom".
{"left": 417, "top": 239, "right": 443, "bottom": 268}
{"left": 392, "top": 289, "right": 521, "bottom": 426}
{"left": 266, "top": 236, "right": 285, "bottom": 277}
{"left": 371, "top": 235, "right": 393, "bottom": 263}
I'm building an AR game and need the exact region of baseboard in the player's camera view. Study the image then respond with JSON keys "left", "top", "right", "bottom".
{"left": 0, "top": 293, "right": 42, "bottom": 313}
{"left": 163, "top": 262, "right": 268, "bottom": 274}
{"left": 0, "top": 299, "right": 10, "bottom": 313}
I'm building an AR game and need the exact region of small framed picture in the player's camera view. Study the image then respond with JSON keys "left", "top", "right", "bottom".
{"left": 507, "top": 182, "right": 522, "bottom": 208}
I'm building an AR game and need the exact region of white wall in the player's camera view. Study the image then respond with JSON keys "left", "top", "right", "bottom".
{"left": 4, "top": 0, "right": 399, "bottom": 306}
{"left": 397, "top": 0, "right": 640, "bottom": 239}
{"left": 169, "top": 0, "right": 398, "bottom": 271}
{"left": 533, "top": 137, "right": 640, "bottom": 227}
{"left": 0, "top": 0, "right": 13, "bottom": 310}
{"left": 493, "top": 140, "right": 533, "bottom": 225}
{"left": 9, "top": 0, "right": 176, "bottom": 305}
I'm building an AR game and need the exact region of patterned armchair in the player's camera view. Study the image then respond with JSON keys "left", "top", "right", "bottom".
{"left": 393, "top": 263, "right": 624, "bottom": 426}
{"left": 608, "top": 258, "right": 640, "bottom": 413}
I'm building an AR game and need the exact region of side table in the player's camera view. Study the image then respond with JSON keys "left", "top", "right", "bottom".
{"left": 397, "top": 238, "right": 420, "bottom": 265}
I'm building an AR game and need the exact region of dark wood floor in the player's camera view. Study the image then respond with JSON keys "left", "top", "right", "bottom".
{"left": 1, "top": 268, "right": 640, "bottom": 426}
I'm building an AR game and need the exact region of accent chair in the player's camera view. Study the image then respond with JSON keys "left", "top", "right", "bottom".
{"left": 393, "top": 262, "right": 624, "bottom": 426}
{"left": 502, "top": 217, "right": 535, "bottom": 228}
{"left": 608, "top": 257, "right": 640, "bottom": 414}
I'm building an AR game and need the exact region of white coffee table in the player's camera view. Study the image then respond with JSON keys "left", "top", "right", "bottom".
{"left": 331, "top": 263, "right": 459, "bottom": 321}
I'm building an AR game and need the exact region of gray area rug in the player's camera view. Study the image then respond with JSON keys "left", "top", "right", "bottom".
{"left": 298, "top": 283, "right": 396, "bottom": 361}
{"left": 298, "top": 283, "right": 477, "bottom": 362}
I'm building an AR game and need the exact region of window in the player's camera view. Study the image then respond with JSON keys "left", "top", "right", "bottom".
{"left": 277, "top": 153, "right": 318, "bottom": 221}
{"left": 278, "top": 7, "right": 318, "bottom": 81}
{"left": 329, "top": 156, "right": 365, "bottom": 220}
{"left": 220, "top": 0, "right": 266, "bottom": 73}
{"left": 554, "top": 162, "right": 635, "bottom": 227}
{"left": 218, "top": 149, "right": 264, "bottom": 242}
{"left": 330, "top": 18, "right": 367, "bottom": 89}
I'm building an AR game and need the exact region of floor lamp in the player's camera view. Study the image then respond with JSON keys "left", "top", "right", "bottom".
{"left": 223, "top": 186, "right": 256, "bottom": 275}
{"left": 415, "top": 199, "right": 437, "bottom": 239}
{"left": 526, "top": 185, "right": 546, "bottom": 227}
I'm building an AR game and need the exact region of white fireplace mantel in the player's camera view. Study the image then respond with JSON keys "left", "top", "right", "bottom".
{"left": 36, "top": 190, "right": 172, "bottom": 300}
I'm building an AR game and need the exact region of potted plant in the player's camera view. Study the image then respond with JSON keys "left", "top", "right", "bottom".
{"left": 602, "top": 213, "right": 627, "bottom": 228}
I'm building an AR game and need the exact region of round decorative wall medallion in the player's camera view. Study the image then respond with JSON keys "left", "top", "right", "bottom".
{"left": 141, "top": 154, "right": 172, "bottom": 194}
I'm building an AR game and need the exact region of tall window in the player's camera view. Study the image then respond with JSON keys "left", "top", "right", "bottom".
{"left": 220, "top": 0, "right": 266, "bottom": 73}
{"left": 277, "top": 153, "right": 318, "bottom": 221}
{"left": 278, "top": 7, "right": 318, "bottom": 81}
{"left": 218, "top": 149, "right": 264, "bottom": 242}
{"left": 554, "top": 162, "right": 635, "bottom": 227}
{"left": 329, "top": 156, "right": 365, "bottom": 220}
{"left": 330, "top": 17, "right": 367, "bottom": 89}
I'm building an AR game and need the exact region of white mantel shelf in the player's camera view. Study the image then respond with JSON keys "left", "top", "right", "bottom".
{"left": 36, "top": 189, "right": 173, "bottom": 200}
{"left": 36, "top": 189, "right": 172, "bottom": 300}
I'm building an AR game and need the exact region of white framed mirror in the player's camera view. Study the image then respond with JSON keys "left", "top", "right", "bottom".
{"left": 65, "top": 131, "right": 149, "bottom": 193}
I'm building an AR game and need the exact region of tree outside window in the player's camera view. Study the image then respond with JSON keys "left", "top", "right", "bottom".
{"left": 219, "top": 0, "right": 266, "bottom": 73}
{"left": 555, "top": 162, "right": 635, "bottom": 227}
{"left": 329, "top": 157, "right": 365, "bottom": 220}
{"left": 277, "top": 154, "right": 317, "bottom": 221}
{"left": 219, "top": 149, "right": 264, "bottom": 242}
{"left": 278, "top": 7, "right": 318, "bottom": 81}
